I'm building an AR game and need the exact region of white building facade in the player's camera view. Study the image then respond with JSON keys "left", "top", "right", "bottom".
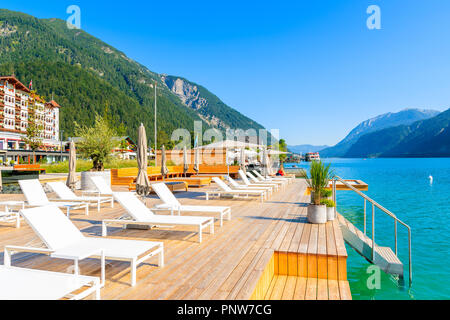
{"left": 0, "top": 76, "right": 61, "bottom": 153}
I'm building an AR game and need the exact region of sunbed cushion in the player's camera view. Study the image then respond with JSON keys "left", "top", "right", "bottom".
{"left": 113, "top": 192, "right": 155, "bottom": 221}
{"left": 90, "top": 176, "right": 113, "bottom": 194}
{"left": 151, "top": 183, "right": 181, "bottom": 207}
{"left": 20, "top": 206, "right": 84, "bottom": 250}
{"left": 19, "top": 179, "right": 50, "bottom": 206}
{"left": 47, "top": 182, "right": 78, "bottom": 200}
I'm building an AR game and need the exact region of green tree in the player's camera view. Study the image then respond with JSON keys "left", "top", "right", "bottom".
{"left": 74, "top": 114, "right": 119, "bottom": 171}
{"left": 23, "top": 115, "right": 44, "bottom": 164}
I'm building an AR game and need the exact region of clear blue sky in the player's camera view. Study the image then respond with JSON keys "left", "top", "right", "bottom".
{"left": 3, "top": 0, "right": 450, "bottom": 145}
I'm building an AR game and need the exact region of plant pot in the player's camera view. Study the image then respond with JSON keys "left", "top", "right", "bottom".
{"left": 327, "top": 206, "right": 336, "bottom": 221}
{"left": 80, "top": 170, "right": 111, "bottom": 191}
{"left": 307, "top": 204, "right": 327, "bottom": 224}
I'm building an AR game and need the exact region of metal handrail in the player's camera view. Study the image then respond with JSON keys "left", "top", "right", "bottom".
{"left": 332, "top": 175, "right": 412, "bottom": 285}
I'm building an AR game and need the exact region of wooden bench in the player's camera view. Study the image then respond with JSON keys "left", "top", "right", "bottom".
{"left": 111, "top": 165, "right": 239, "bottom": 186}
{"left": 13, "top": 164, "right": 46, "bottom": 174}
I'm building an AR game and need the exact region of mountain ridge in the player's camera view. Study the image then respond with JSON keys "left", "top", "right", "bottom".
{"left": 320, "top": 108, "right": 441, "bottom": 157}
{"left": 346, "top": 108, "right": 450, "bottom": 158}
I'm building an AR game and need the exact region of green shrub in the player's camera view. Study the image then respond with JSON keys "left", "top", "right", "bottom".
{"left": 320, "top": 199, "right": 335, "bottom": 208}
{"left": 321, "top": 188, "right": 332, "bottom": 198}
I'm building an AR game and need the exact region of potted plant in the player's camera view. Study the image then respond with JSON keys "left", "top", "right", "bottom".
{"left": 320, "top": 199, "right": 336, "bottom": 221}
{"left": 74, "top": 115, "right": 120, "bottom": 190}
{"left": 321, "top": 188, "right": 332, "bottom": 200}
{"left": 301, "top": 161, "right": 333, "bottom": 224}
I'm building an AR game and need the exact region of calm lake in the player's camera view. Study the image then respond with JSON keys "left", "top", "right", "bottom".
{"left": 285, "top": 158, "right": 450, "bottom": 300}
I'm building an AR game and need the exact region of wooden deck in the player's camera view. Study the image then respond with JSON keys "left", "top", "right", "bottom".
{"left": 0, "top": 179, "right": 351, "bottom": 300}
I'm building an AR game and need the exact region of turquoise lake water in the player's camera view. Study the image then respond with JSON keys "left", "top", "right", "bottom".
{"left": 285, "top": 158, "right": 450, "bottom": 300}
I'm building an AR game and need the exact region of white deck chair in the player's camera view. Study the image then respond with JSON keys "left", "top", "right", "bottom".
{"left": 238, "top": 170, "right": 278, "bottom": 192}
{"left": 104, "top": 192, "right": 215, "bottom": 243}
{"left": 0, "top": 211, "right": 20, "bottom": 228}
{"left": 247, "top": 171, "right": 286, "bottom": 190}
{"left": 47, "top": 181, "right": 114, "bottom": 212}
{"left": 226, "top": 176, "right": 273, "bottom": 197}
{"left": 0, "top": 201, "right": 23, "bottom": 228}
{"left": 245, "top": 171, "right": 281, "bottom": 190}
{"left": 151, "top": 183, "right": 231, "bottom": 227}
{"left": 253, "top": 170, "right": 294, "bottom": 184}
{"left": 86, "top": 176, "right": 114, "bottom": 197}
{"left": 0, "top": 266, "right": 101, "bottom": 300}
{"left": 206, "top": 177, "right": 266, "bottom": 203}
{"left": 4, "top": 205, "right": 164, "bottom": 287}
{"left": 19, "top": 179, "right": 89, "bottom": 218}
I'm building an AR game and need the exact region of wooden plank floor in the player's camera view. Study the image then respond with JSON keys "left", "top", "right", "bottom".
{"left": 0, "top": 179, "right": 351, "bottom": 300}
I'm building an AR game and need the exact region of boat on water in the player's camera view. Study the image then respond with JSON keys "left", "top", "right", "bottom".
{"left": 305, "top": 152, "right": 320, "bottom": 162}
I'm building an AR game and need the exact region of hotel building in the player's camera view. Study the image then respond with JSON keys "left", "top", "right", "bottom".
{"left": 0, "top": 76, "right": 62, "bottom": 163}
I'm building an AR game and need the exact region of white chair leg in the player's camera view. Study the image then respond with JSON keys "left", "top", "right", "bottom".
{"left": 4, "top": 248, "right": 11, "bottom": 266}
{"left": 16, "top": 212, "right": 20, "bottom": 228}
{"left": 111, "top": 198, "right": 114, "bottom": 208}
{"left": 97, "top": 200, "right": 100, "bottom": 212}
{"left": 158, "top": 248, "right": 164, "bottom": 267}
{"left": 102, "top": 222, "right": 108, "bottom": 237}
{"left": 130, "top": 258, "right": 137, "bottom": 286}
{"left": 210, "top": 221, "right": 214, "bottom": 234}
{"left": 198, "top": 226, "right": 202, "bottom": 243}
{"left": 85, "top": 205, "right": 89, "bottom": 216}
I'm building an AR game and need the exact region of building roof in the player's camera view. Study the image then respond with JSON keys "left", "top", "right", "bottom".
{"left": 0, "top": 76, "right": 30, "bottom": 93}
{"left": 46, "top": 100, "right": 61, "bottom": 108}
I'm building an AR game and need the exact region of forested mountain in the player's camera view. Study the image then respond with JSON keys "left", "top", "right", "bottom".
{"left": 346, "top": 109, "right": 450, "bottom": 158}
{"left": 0, "top": 9, "right": 269, "bottom": 144}
{"left": 320, "top": 109, "right": 440, "bottom": 157}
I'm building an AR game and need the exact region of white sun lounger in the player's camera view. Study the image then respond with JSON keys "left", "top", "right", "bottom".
{"left": 238, "top": 170, "right": 278, "bottom": 192}
{"left": 85, "top": 176, "right": 114, "bottom": 197}
{"left": 19, "top": 179, "right": 89, "bottom": 218}
{"left": 0, "top": 201, "right": 24, "bottom": 228}
{"left": 47, "top": 181, "right": 114, "bottom": 212}
{"left": 4, "top": 205, "right": 164, "bottom": 287}
{"left": 252, "top": 170, "right": 294, "bottom": 184}
{"left": 226, "top": 176, "right": 273, "bottom": 197}
{"left": 150, "top": 183, "right": 231, "bottom": 227}
{"left": 206, "top": 177, "right": 266, "bottom": 203}
{"left": 0, "top": 266, "right": 101, "bottom": 300}
{"left": 247, "top": 171, "right": 286, "bottom": 190}
{"left": 103, "top": 192, "right": 215, "bottom": 243}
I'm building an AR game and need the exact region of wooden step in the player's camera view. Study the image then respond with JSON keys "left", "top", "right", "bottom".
{"left": 337, "top": 214, "right": 403, "bottom": 278}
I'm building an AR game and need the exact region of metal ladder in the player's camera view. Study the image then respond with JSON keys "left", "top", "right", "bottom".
{"left": 332, "top": 176, "right": 412, "bottom": 286}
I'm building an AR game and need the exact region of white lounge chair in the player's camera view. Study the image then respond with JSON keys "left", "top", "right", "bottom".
{"left": 247, "top": 171, "right": 286, "bottom": 190}
{"left": 85, "top": 176, "right": 114, "bottom": 197}
{"left": 104, "top": 192, "right": 215, "bottom": 243}
{"left": 226, "top": 175, "right": 273, "bottom": 197}
{"left": 252, "top": 170, "right": 294, "bottom": 185}
{"left": 0, "top": 201, "right": 24, "bottom": 228}
{"left": 4, "top": 205, "right": 164, "bottom": 287}
{"left": 0, "top": 266, "right": 101, "bottom": 300}
{"left": 206, "top": 177, "right": 266, "bottom": 203}
{"left": 151, "top": 183, "right": 231, "bottom": 227}
{"left": 19, "top": 179, "right": 89, "bottom": 217}
{"left": 238, "top": 170, "right": 278, "bottom": 192}
{"left": 47, "top": 181, "right": 114, "bottom": 212}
